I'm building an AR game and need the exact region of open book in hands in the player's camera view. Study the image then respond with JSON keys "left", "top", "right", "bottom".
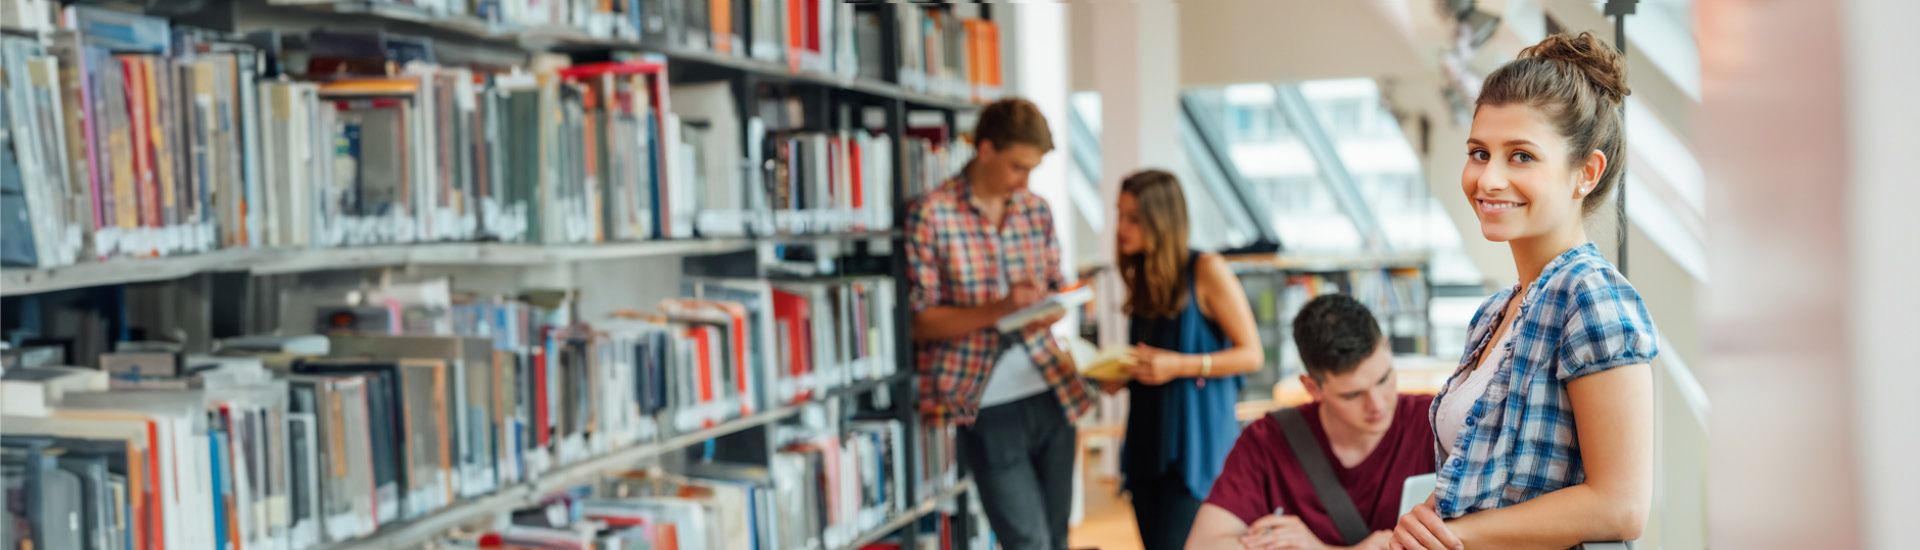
{"left": 1067, "top": 337, "right": 1135, "bottom": 383}
{"left": 994, "top": 286, "right": 1095, "bottom": 334}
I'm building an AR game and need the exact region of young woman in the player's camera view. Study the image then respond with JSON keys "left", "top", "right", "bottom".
{"left": 1109, "top": 169, "right": 1264, "bottom": 550}
{"left": 1392, "top": 32, "right": 1659, "bottom": 550}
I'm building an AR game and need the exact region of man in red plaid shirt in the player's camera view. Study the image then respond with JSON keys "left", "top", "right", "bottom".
{"left": 907, "top": 98, "right": 1094, "bottom": 550}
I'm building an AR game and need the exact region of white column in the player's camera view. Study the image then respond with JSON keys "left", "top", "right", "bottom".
{"left": 1845, "top": 0, "right": 1920, "bottom": 548}
{"left": 1004, "top": 2, "right": 1077, "bottom": 301}
{"left": 1089, "top": 0, "right": 1182, "bottom": 348}
{"left": 1700, "top": 0, "right": 1920, "bottom": 546}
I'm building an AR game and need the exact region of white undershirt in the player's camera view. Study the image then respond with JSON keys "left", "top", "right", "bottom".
{"left": 980, "top": 344, "right": 1050, "bottom": 407}
{"left": 1437, "top": 324, "right": 1513, "bottom": 458}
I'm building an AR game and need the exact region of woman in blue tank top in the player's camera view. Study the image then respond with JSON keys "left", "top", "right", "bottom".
{"left": 1109, "top": 169, "right": 1266, "bottom": 550}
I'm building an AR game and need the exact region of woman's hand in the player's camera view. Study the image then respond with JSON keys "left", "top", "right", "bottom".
{"left": 1097, "top": 378, "right": 1128, "bottom": 394}
{"left": 1128, "top": 344, "right": 1187, "bottom": 385}
{"left": 1390, "top": 499, "right": 1462, "bottom": 550}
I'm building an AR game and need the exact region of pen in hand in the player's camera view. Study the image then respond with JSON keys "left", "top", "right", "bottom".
{"left": 1253, "top": 506, "right": 1286, "bottom": 535}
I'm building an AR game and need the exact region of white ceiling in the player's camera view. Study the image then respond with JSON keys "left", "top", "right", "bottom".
{"left": 1068, "top": 0, "right": 1431, "bottom": 91}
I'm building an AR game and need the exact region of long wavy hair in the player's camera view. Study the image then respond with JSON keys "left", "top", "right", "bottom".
{"left": 1119, "top": 169, "right": 1191, "bottom": 319}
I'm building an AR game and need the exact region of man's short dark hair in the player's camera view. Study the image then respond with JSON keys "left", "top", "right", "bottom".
{"left": 1292, "top": 294, "right": 1384, "bottom": 379}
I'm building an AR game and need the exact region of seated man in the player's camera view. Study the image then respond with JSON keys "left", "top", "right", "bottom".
{"left": 1186, "top": 294, "right": 1436, "bottom": 550}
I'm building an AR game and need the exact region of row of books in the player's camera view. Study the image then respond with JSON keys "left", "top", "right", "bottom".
{"left": 895, "top": 4, "right": 1003, "bottom": 102}
{"left": 680, "top": 84, "right": 930, "bottom": 238}
{"left": 0, "top": 0, "right": 55, "bottom": 32}
{"left": 1, "top": 6, "right": 966, "bottom": 270}
{"left": 1241, "top": 266, "right": 1431, "bottom": 371}
{"left": 431, "top": 405, "right": 961, "bottom": 550}
{"left": 680, "top": 276, "right": 901, "bottom": 406}
{"left": 262, "top": 0, "right": 1005, "bottom": 104}
{"left": 2, "top": 359, "right": 300, "bottom": 550}
{"left": 1347, "top": 267, "right": 1430, "bottom": 318}
{"left": 902, "top": 132, "right": 972, "bottom": 200}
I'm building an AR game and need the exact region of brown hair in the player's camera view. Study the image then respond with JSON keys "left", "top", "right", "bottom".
{"left": 972, "top": 98, "right": 1054, "bottom": 153}
{"left": 1477, "top": 31, "right": 1629, "bottom": 216}
{"left": 1119, "top": 169, "right": 1191, "bottom": 319}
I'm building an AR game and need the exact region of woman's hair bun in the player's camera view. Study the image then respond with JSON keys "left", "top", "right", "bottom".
{"left": 1518, "top": 31, "right": 1630, "bottom": 103}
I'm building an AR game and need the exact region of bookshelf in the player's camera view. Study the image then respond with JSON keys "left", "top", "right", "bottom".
{"left": 313, "top": 404, "right": 804, "bottom": 550}
{"left": 1, "top": 0, "right": 996, "bottom": 548}
{"left": 1228, "top": 253, "right": 1434, "bottom": 399}
{"left": 274, "top": 0, "right": 985, "bottom": 110}
{"left": 2, "top": 231, "right": 904, "bottom": 296}
{"left": 837, "top": 479, "right": 975, "bottom": 550}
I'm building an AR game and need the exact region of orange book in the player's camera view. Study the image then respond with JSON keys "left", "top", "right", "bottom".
{"left": 657, "top": 524, "right": 680, "bottom": 550}
{"left": 965, "top": 21, "right": 984, "bottom": 100}
{"left": 126, "top": 440, "right": 148, "bottom": 550}
{"left": 319, "top": 78, "right": 420, "bottom": 97}
{"left": 141, "top": 58, "right": 177, "bottom": 232}
{"left": 786, "top": 0, "right": 805, "bottom": 72}
{"left": 988, "top": 22, "right": 1004, "bottom": 91}
{"left": 688, "top": 326, "right": 716, "bottom": 428}
{"left": 711, "top": 0, "right": 732, "bottom": 54}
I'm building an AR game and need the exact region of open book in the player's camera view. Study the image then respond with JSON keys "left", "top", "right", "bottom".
{"left": 994, "top": 286, "right": 1095, "bottom": 333}
{"left": 1066, "top": 337, "right": 1134, "bottom": 383}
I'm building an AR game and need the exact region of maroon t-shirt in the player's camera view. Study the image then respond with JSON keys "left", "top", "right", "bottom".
{"left": 1203, "top": 394, "right": 1436, "bottom": 544}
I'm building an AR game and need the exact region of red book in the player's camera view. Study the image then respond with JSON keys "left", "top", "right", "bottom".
{"left": 726, "top": 307, "right": 751, "bottom": 415}
{"left": 771, "top": 289, "right": 813, "bottom": 402}
{"left": 557, "top": 61, "right": 667, "bottom": 80}
{"left": 804, "top": 0, "right": 821, "bottom": 66}
{"left": 848, "top": 136, "right": 864, "bottom": 211}
{"left": 533, "top": 331, "right": 551, "bottom": 447}
{"left": 145, "top": 419, "right": 163, "bottom": 550}
{"left": 120, "top": 58, "right": 159, "bottom": 233}
{"left": 218, "top": 406, "right": 243, "bottom": 550}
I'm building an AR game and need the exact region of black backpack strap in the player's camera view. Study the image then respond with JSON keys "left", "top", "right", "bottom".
{"left": 1272, "top": 407, "right": 1372, "bottom": 545}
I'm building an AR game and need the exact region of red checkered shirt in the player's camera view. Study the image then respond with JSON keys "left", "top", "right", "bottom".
{"left": 906, "top": 171, "right": 1095, "bottom": 426}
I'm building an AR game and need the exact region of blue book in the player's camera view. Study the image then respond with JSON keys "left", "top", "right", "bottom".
{"left": 209, "top": 427, "right": 230, "bottom": 550}
{"left": 69, "top": 6, "right": 170, "bottom": 54}
{"left": 643, "top": 108, "right": 663, "bottom": 239}
{"left": 1, "top": 108, "right": 39, "bottom": 267}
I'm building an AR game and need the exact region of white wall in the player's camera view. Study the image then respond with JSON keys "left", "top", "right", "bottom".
{"left": 1697, "top": 0, "right": 1871, "bottom": 546}
{"left": 1071, "top": 0, "right": 1421, "bottom": 92}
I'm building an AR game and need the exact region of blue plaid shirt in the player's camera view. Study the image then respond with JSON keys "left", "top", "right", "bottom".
{"left": 1429, "top": 243, "right": 1658, "bottom": 518}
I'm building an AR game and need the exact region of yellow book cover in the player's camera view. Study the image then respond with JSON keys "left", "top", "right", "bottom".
{"left": 1068, "top": 337, "right": 1134, "bottom": 383}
